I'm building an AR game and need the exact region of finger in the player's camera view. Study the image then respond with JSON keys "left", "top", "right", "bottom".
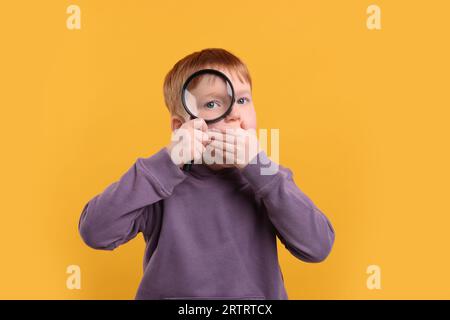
{"left": 209, "top": 139, "right": 236, "bottom": 153}
{"left": 208, "top": 128, "right": 251, "bottom": 140}
{"left": 194, "top": 129, "right": 211, "bottom": 146}
{"left": 224, "top": 128, "right": 252, "bottom": 138}
{"left": 225, "top": 128, "right": 257, "bottom": 139}
{"left": 195, "top": 139, "right": 205, "bottom": 152}
{"left": 202, "top": 132, "right": 211, "bottom": 145}
{"left": 193, "top": 118, "right": 208, "bottom": 132}
{"left": 212, "top": 140, "right": 248, "bottom": 164}
{"left": 207, "top": 131, "right": 236, "bottom": 142}
{"left": 193, "top": 141, "right": 205, "bottom": 163}
{"left": 207, "top": 131, "right": 224, "bottom": 141}
{"left": 212, "top": 146, "right": 235, "bottom": 165}
{"left": 209, "top": 127, "right": 242, "bottom": 135}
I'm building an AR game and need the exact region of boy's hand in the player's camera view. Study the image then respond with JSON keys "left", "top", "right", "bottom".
{"left": 166, "top": 118, "right": 211, "bottom": 167}
{"left": 206, "top": 128, "right": 259, "bottom": 170}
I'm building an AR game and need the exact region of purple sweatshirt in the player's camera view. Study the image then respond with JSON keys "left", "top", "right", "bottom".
{"left": 78, "top": 147, "right": 335, "bottom": 299}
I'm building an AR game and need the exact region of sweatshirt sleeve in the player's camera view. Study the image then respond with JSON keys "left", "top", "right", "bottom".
{"left": 78, "top": 147, "right": 187, "bottom": 250}
{"left": 241, "top": 151, "right": 335, "bottom": 263}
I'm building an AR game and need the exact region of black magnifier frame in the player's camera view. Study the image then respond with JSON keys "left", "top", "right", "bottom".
{"left": 181, "top": 68, "right": 235, "bottom": 124}
{"left": 180, "top": 68, "right": 235, "bottom": 171}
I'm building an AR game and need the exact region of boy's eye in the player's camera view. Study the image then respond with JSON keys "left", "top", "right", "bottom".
{"left": 204, "top": 100, "right": 221, "bottom": 109}
{"left": 237, "top": 97, "right": 250, "bottom": 104}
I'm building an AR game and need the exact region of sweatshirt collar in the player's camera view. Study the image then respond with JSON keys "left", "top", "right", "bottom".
{"left": 187, "top": 163, "right": 239, "bottom": 177}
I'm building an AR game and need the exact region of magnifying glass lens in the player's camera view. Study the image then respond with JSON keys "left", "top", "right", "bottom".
{"left": 182, "top": 71, "right": 234, "bottom": 123}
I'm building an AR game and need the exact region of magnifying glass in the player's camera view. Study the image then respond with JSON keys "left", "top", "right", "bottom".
{"left": 181, "top": 69, "right": 235, "bottom": 171}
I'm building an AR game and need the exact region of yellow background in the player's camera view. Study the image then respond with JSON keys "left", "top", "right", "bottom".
{"left": 1, "top": 0, "right": 449, "bottom": 299}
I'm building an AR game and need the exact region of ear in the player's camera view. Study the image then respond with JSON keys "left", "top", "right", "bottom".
{"left": 170, "top": 115, "right": 185, "bottom": 131}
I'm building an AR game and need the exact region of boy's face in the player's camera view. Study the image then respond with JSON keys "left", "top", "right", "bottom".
{"left": 171, "top": 67, "right": 257, "bottom": 170}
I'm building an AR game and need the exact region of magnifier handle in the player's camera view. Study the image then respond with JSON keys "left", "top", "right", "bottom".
{"left": 182, "top": 115, "right": 196, "bottom": 172}
{"left": 183, "top": 161, "right": 192, "bottom": 171}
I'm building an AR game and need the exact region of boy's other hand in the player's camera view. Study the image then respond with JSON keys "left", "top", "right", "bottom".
{"left": 206, "top": 128, "right": 259, "bottom": 170}
{"left": 166, "top": 118, "right": 211, "bottom": 167}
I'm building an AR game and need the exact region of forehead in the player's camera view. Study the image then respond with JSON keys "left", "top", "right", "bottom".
{"left": 205, "top": 66, "right": 251, "bottom": 94}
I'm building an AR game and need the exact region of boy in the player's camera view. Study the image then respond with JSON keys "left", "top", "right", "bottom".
{"left": 78, "top": 48, "right": 335, "bottom": 300}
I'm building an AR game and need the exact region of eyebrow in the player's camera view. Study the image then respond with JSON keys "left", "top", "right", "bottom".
{"left": 235, "top": 90, "right": 251, "bottom": 96}
{"left": 203, "top": 92, "right": 230, "bottom": 99}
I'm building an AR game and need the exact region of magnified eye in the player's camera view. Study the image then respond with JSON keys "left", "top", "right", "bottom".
{"left": 204, "top": 100, "right": 222, "bottom": 109}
